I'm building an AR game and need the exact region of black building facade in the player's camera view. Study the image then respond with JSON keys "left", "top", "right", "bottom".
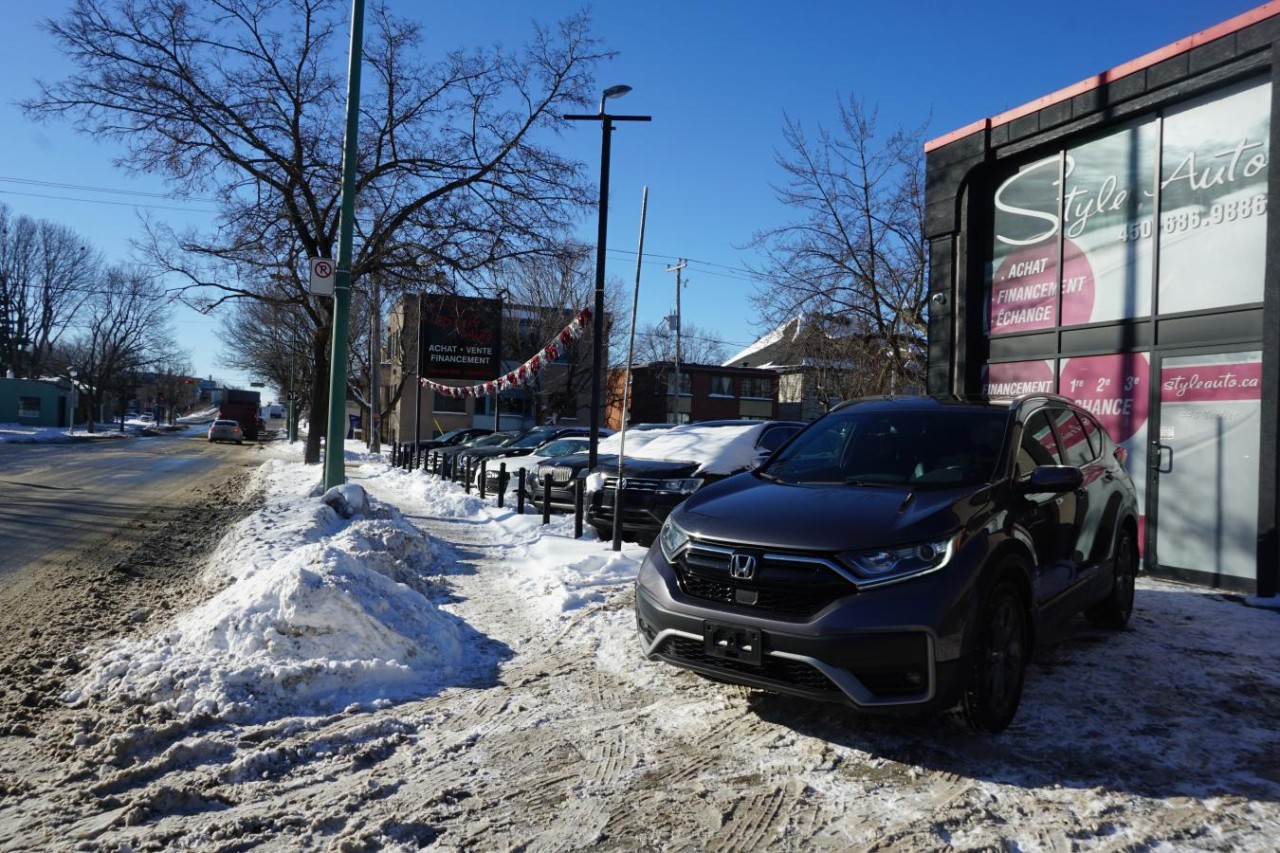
{"left": 924, "top": 2, "right": 1280, "bottom": 597}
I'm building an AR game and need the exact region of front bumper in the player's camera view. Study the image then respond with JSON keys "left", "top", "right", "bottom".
{"left": 634, "top": 549, "right": 969, "bottom": 712}
{"left": 588, "top": 488, "right": 684, "bottom": 538}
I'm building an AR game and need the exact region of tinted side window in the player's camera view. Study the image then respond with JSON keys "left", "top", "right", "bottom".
{"left": 1016, "top": 411, "right": 1061, "bottom": 478}
{"left": 1051, "top": 408, "right": 1096, "bottom": 467}
{"left": 758, "top": 424, "right": 801, "bottom": 453}
{"left": 1078, "top": 411, "right": 1103, "bottom": 457}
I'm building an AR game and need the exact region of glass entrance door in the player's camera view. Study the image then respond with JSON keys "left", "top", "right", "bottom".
{"left": 1147, "top": 349, "right": 1263, "bottom": 587}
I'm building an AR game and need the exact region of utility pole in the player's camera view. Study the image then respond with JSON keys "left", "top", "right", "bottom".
{"left": 368, "top": 275, "right": 381, "bottom": 454}
{"left": 666, "top": 259, "right": 686, "bottom": 423}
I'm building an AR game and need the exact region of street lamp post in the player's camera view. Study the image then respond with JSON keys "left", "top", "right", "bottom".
{"left": 565, "top": 86, "right": 650, "bottom": 471}
{"left": 68, "top": 366, "right": 78, "bottom": 435}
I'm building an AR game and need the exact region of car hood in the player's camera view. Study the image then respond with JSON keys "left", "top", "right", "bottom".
{"left": 676, "top": 473, "right": 992, "bottom": 551}
{"left": 612, "top": 458, "right": 703, "bottom": 479}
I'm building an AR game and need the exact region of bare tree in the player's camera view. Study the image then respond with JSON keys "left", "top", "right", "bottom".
{"left": 483, "top": 245, "right": 627, "bottom": 425}
{"left": 0, "top": 204, "right": 96, "bottom": 379}
{"left": 64, "top": 266, "right": 175, "bottom": 432}
{"left": 25, "top": 0, "right": 611, "bottom": 463}
{"left": 630, "top": 320, "right": 728, "bottom": 366}
{"left": 748, "top": 96, "right": 928, "bottom": 395}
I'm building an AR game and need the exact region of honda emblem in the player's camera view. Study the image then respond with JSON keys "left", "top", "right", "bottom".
{"left": 729, "top": 553, "right": 757, "bottom": 580}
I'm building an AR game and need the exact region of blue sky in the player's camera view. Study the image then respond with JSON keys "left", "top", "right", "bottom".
{"left": 0, "top": 0, "right": 1262, "bottom": 398}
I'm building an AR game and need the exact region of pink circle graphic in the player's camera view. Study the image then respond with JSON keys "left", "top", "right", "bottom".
{"left": 1059, "top": 352, "right": 1149, "bottom": 445}
{"left": 989, "top": 238, "right": 1095, "bottom": 334}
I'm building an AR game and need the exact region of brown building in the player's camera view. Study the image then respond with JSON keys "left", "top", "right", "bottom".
{"left": 386, "top": 295, "right": 597, "bottom": 444}
{"left": 605, "top": 361, "right": 780, "bottom": 428}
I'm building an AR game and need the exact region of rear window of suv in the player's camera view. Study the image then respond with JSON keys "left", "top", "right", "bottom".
{"left": 763, "top": 408, "right": 1008, "bottom": 487}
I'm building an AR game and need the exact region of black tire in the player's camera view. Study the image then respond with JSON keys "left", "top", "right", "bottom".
{"left": 592, "top": 525, "right": 613, "bottom": 541}
{"left": 959, "top": 578, "right": 1029, "bottom": 734}
{"left": 1087, "top": 527, "right": 1138, "bottom": 629}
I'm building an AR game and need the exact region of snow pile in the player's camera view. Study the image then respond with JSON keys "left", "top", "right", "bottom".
{"left": 65, "top": 461, "right": 471, "bottom": 724}
{"left": 62, "top": 445, "right": 658, "bottom": 725}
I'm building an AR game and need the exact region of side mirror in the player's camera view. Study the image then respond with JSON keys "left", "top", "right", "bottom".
{"left": 1020, "top": 465, "right": 1083, "bottom": 494}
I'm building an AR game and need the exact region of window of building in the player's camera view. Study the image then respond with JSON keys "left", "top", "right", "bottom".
{"left": 709, "top": 375, "right": 734, "bottom": 397}
{"left": 740, "top": 376, "right": 772, "bottom": 399}
{"left": 656, "top": 372, "right": 691, "bottom": 396}
{"left": 434, "top": 391, "right": 467, "bottom": 413}
{"left": 17, "top": 397, "right": 41, "bottom": 419}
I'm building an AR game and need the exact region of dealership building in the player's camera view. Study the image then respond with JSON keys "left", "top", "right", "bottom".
{"left": 924, "top": 3, "right": 1280, "bottom": 597}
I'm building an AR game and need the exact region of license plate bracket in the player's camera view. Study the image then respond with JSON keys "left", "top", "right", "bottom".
{"left": 703, "top": 621, "right": 763, "bottom": 667}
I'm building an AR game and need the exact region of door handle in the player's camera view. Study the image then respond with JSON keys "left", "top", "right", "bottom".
{"left": 1152, "top": 442, "right": 1173, "bottom": 474}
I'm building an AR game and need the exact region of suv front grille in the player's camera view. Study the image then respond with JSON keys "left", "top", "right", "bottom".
{"left": 603, "top": 476, "right": 665, "bottom": 491}
{"left": 673, "top": 540, "right": 857, "bottom": 617}
{"left": 665, "top": 638, "right": 840, "bottom": 695}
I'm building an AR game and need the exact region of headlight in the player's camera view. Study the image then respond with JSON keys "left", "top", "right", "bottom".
{"left": 658, "top": 515, "right": 690, "bottom": 562}
{"left": 658, "top": 478, "right": 702, "bottom": 494}
{"left": 839, "top": 535, "right": 957, "bottom": 586}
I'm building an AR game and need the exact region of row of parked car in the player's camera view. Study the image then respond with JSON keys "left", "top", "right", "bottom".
{"left": 407, "top": 419, "right": 807, "bottom": 544}
{"left": 408, "top": 394, "right": 1142, "bottom": 734}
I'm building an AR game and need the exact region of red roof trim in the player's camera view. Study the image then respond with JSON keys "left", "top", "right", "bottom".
{"left": 924, "top": 1, "right": 1280, "bottom": 153}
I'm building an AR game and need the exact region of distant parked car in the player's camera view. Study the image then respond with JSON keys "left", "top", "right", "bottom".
{"left": 208, "top": 418, "right": 244, "bottom": 444}
{"left": 527, "top": 424, "right": 675, "bottom": 513}
{"left": 453, "top": 425, "right": 610, "bottom": 475}
{"left": 402, "top": 427, "right": 493, "bottom": 454}
{"left": 634, "top": 394, "right": 1140, "bottom": 733}
{"left": 471, "top": 435, "right": 592, "bottom": 493}
{"left": 587, "top": 420, "right": 804, "bottom": 543}
{"left": 428, "top": 430, "right": 521, "bottom": 475}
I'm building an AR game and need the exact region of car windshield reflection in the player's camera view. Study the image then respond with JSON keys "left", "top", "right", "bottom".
{"left": 763, "top": 409, "right": 1008, "bottom": 488}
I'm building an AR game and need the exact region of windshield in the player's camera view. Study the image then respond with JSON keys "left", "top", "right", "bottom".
{"left": 537, "top": 438, "right": 589, "bottom": 458}
{"left": 474, "top": 433, "right": 515, "bottom": 448}
{"left": 762, "top": 408, "right": 1008, "bottom": 488}
{"left": 512, "top": 431, "right": 560, "bottom": 448}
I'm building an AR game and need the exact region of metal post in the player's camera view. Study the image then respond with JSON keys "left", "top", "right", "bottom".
{"left": 323, "top": 0, "right": 366, "bottom": 490}
{"left": 369, "top": 274, "right": 381, "bottom": 454}
{"left": 517, "top": 469, "right": 527, "bottom": 514}
{"left": 667, "top": 259, "right": 686, "bottom": 424}
{"left": 574, "top": 478, "right": 584, "bottom": 539}
{"left": 414, "top": 292, "right": 423, "bottom": 451}
{"left": 497, "top": 462, "right": 507, "bottom": 508}
{"left": 564, "top": 90, "right": 650, "bottom": 473}
{"left": 586, "top": 115, "right": 613, "bottom": 473}
{"left": 479, "top": 460, "right": 487, "bottom": 499}
{"left": 542, "top": 473, "right": 552, "bottom": 525}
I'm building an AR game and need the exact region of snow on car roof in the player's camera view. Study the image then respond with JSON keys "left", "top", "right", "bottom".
{"left": 625, "top": 422, "right": 766, "bottom": 474}
{"left": 596, "top": 427, "right": 671, "bottom": 456}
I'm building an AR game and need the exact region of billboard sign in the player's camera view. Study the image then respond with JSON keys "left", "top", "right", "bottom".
{"left": 420, "top": 294, "right": 502, "bottom": 382}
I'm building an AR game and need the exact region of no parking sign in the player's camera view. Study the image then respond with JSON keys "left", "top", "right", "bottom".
{"left": 309, "top": 257, "right": 335, "bottom": 296}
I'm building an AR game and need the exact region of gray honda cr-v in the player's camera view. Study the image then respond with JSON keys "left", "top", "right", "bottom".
{"left": 634, "top": 394, "right": 1140, "bottom": 732}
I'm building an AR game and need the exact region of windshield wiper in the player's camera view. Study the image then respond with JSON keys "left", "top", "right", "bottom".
{"left": 844, "top": 477, "right": 895, "bottom": 487}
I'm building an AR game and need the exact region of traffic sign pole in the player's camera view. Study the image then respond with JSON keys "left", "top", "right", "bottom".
{"left": 323, "top": 0, "right": 365, "bottom": 491}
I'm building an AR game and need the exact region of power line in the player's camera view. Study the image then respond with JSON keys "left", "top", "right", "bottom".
{"left": 0, "top": 175, "right": 218, "bottom": 203}
{"left": 0, "top": 187, "right": 218, "bottom": 214}
{"left": 605, "top": 247, "right": 760, "bottom": 284}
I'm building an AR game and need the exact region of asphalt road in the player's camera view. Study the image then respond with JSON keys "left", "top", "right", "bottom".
{"left": 0, "top": 428, "right": 259, "bottom": 579}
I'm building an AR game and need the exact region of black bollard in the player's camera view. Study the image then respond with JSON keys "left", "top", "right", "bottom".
{"left": 497, "top": 462, "right": 507, "bottom": 508}
{"left": 517, "top": 469, "right": 526, "bottom": 514}
{"left": 479, "top": 460, "right": 487, "bottom": 499}
{"left": 573, "top": 478, "right": 584, "bottom": 539}
{"left": 541, "top": 473, "right": 552, "bottom": 525}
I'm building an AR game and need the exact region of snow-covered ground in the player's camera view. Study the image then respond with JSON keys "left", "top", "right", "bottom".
{"left": 2, "top": 430, "right": 1280, "bottom": 849}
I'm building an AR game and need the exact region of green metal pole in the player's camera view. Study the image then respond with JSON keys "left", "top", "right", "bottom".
{"left": 323, "top": 0, "right": 366, "bottom": 490}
